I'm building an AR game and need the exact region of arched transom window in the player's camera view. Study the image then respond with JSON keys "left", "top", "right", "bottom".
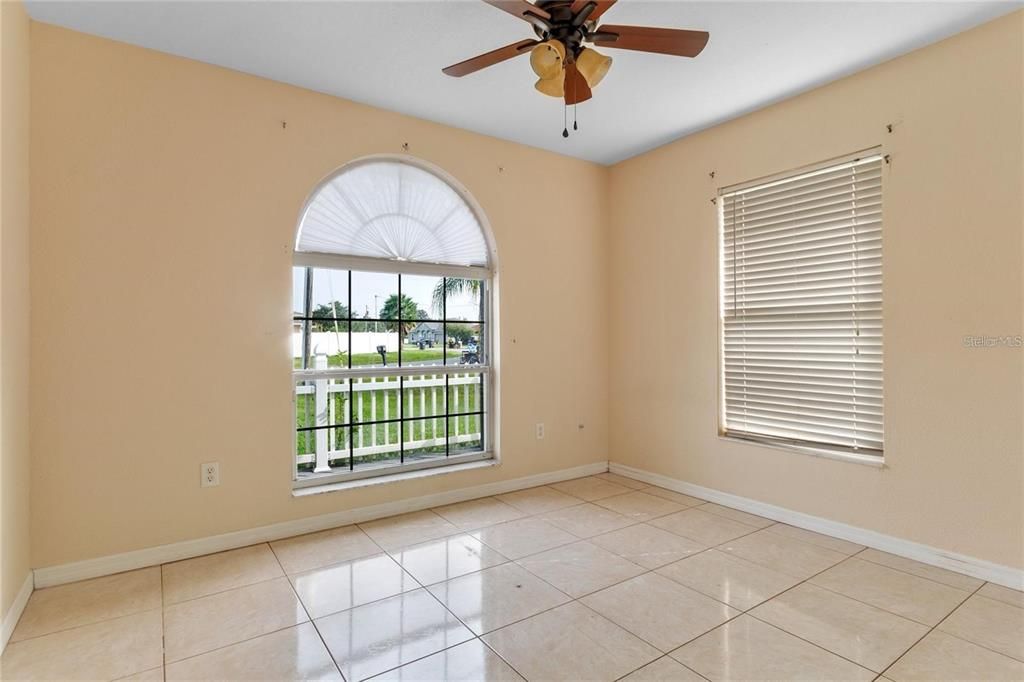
{"left": 292, "top": 158, "right": 494, "bottom": 487}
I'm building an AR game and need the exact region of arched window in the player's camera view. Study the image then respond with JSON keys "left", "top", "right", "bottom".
{"left": 292, "top": 158, "right": 494, "bottom": 487}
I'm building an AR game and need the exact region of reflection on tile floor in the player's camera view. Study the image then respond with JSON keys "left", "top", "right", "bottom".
{"left": 3, "top": 474, "right": 1022, "bottom": 681}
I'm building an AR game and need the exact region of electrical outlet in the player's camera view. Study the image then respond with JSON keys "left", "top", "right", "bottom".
{"left": 536, "top": 423, "right": 545, "bottom": 440}
{"left": 201, "top": 462, "right": 220, "bottom": 488}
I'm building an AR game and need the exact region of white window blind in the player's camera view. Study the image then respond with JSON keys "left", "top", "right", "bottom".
{"left": 720, "top": 151, "right": 883, "bottom": 458}
{"left": 297, "top": 160, "right": 490, "bottom": 268}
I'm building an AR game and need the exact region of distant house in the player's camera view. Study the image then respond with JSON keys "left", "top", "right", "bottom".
{"left": 407, "top": 322, "right": 444, "bottom": 346}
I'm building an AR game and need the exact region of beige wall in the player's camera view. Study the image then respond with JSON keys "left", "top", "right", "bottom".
{"left": 23, "top": 10, "right": 1024, "bottom": 573}
{"left": 1, "top": 0, "right": 32, "bottom": 617}
{"left": 609, "top": 12, "right": 1024, "bottom": 569}
{"left": 29, "top": 24, "right": 610, "bottom": 568}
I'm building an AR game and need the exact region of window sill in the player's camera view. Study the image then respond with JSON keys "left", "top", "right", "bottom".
{"left": 718, "top": 435, "right": 886, "bottom": 469}
{"left": 292, "top": 456, "right": 498, "bottom": 497}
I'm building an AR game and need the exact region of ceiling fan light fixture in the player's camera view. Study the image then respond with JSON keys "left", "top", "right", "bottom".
{"left": 576, "top": 47, "right": 612, "bottom": 88}
{"left": 529, "top": 39, "right": 565, "bottom": 80}
{"left": 534, "top": 70, "right": 565, "bottom": 97}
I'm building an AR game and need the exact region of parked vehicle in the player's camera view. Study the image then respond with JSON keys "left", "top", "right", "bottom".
{"left": 460, "top": 340, "right": 480, "bottom": 364}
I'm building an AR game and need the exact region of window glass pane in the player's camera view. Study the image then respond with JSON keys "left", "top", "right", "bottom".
{"left": 296, "top": 427, "right": 316, "bottom": 469}
{"left": 310, "top": 268, "right": 350, "bottom": 320}
{"left": 403, "top": 418, "right": 447, "bottom": 464}
{"left": 400, "top": 274, "right": 446, "bottom": 366}
{"left": 445, "top": 323, "right": 484, "bottom": 365}
{"left": 295, "top": 377, "right": 351, "bottom": 473}
{"left": 447, "top": 372, "right": 485, "bottom": 416}
{"left": 292, "top": 319, "right": 310, "bottom": 370}
{"left": 445, "top": 278, "right": 485, "bottom": 322}
{"left": 310, "top": 321, "right": 350, "bottom": 369}
{"left": 292, "top": 267, "right": 308, "bottom": 317}
{"left": 351, "top": 422, "right": 401, "bottom": 473}
{"left": 402, "top": 274, "right": 444, "bottom": 321}
{"left": 351, "top": 375, "right": 400, "bottom": 424}
{"left": 351, "top": 271, "right": 398, "bottom": 369}
{"left": 297, "top": 426, "right": 352, "bottom": 472}
{"left": 403, "top": 374, "right": 447, "bottom": 419}
{"left": 448, "top": 413, "right": 484, "bottom": 456}
{"left": 293, "top": 265, "right": 490, "bottom": 482}
{"left": 403, "top": 326, "right": 447, "bottom": 366}
{"left": 295, "top": 377, "right": 350, "bottom": 426}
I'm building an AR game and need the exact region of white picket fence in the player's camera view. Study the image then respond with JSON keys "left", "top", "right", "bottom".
{"left": 296, "top": 356, "right": 483, "bottom": 474}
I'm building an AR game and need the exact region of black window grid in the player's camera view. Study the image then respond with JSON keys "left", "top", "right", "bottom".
{"left": 296, "top": 266, "right": 488, "bottom": 473}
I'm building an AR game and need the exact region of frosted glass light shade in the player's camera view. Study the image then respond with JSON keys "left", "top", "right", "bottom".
{"left": 296, "top": 160, "right": 490, "bottom": 268}
{"left": 535, "top": 71, "right": 565, "bottom": 97}
{"left": 576, "top": 48, "right": 612, "bottom": 88}
{"left": 529, "top": 40, "right": 565, "bottom": 80}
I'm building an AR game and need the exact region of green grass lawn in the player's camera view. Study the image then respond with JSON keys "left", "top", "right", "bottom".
{"left": 295, "top": 345, "right": 462, "bottom": 369}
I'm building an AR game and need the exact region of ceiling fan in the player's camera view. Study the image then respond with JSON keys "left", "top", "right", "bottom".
{"left": 442, "top": 0, "right": 709, "bottom": 135}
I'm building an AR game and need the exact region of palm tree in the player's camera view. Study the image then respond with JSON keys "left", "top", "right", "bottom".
{"left": 379, "top": 294, "right": 421, "bottom": 336}
{"left": 431, "top": 278, "right": 482, "bottom": 317}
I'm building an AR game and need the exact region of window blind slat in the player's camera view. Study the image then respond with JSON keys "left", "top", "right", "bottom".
{"left": 723, "top": 163, "right": 881, "bottom": 206}
{"left": 722, "top": 219, "right": 881, "bottom": 254}
{"left": 721, "top": 153, "right": 883, "bottom": 457}
{"left": 724, "top": 196, "right": 882, "bottom": 235}
{"left": 724, "top": 388, "right": 883, "bottom": 410}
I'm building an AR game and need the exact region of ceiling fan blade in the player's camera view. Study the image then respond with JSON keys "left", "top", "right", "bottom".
{"left": 564, "top": 62, "right": 592, "bottom": 105}
{"left": 591, "top": 25, "right": 709, "bottom": 58}
{"left": 442, "top": 39, "right": 539, "bottom": 77}
{"left": 482, "top": 0, "right": 552, "bottom": 22}
{"left": 570, "top": 0, "right": 616, "bottom": 23}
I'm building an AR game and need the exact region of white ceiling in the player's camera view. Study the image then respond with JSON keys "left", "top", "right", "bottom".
{"left": 25, "top": 0, "right": 1021, "bottom": 164}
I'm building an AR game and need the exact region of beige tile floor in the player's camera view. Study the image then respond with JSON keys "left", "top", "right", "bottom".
{"left": 2, "top": 474, "right": 1022, "bottom": 681}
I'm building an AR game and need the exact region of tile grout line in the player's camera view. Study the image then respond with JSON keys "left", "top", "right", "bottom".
{"left": 608, "top": 532, "right": 874, "bottom": 674}
{"left": 335, "top": 488, "right": 1009, "bottom": 679}
{"left": 929, "top": 623, "right": 1024, "bottom": 666}
{"left": 285, "top": 519, "right": 533, "bottom": 682}
{"left": 264, "top": 540, "right": 348, "bottom": 681}
{"left": 853, "top": 552, "right": 987, "bottom": 592}
{"left": 446, "top": 504, "right": 779, "bottom": 675}
{"left": 731, "top": 553, "right": 886, "bottom": 675}
{"left": 601, "top": 474, "right": 1017, "bottom": 675}
{"left": 875, "top": 580, "right": 987, "bottom": 679}
{"left": 160, "top": 543, "right": 290, "bottom": 609}
{"left": 614, "top": 654, "right": 710, "bottom": 681}
{"left": 798, "top": 554, "right": 977, "bottom": 628}
{"left": 2, "top": 605, "right": 166, "bottom": 649}
{"left": 161, "top": 532, "right": 386, "bottom": 676}
{"left": 373, "top": 493, "right": 670, "bottom": 677}
{"left": 231, "top": 484, "right": 831, "bottom": 677}
{"left": 15, "top": 476, "right": 1021, "bottom": 681}
{"left": 324, "top": 531, "right": 524, "bottom": 682}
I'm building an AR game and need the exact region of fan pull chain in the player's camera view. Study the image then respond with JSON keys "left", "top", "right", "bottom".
{"left": 574, "top": 103, "right": 578, "bottom": 131}
{"left": 562, "top": 102, "right": 569, "bottom": 138}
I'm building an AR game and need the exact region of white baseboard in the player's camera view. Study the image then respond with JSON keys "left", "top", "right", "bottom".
{"left": 610, "top": 462, "right": 1024, "bottom": 591}
{"left": 1, "top": 572, "right": 34, "bottom": 655}
{"left": 34, "top": 460, "right": 609, "bottom": 588}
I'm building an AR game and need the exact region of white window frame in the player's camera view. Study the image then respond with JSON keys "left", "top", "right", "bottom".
{"left": 717, "top": 149, "right": 884, "bottom": 464}
{"left": 291, "top": 157, "right": 496, "bottom": 488}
